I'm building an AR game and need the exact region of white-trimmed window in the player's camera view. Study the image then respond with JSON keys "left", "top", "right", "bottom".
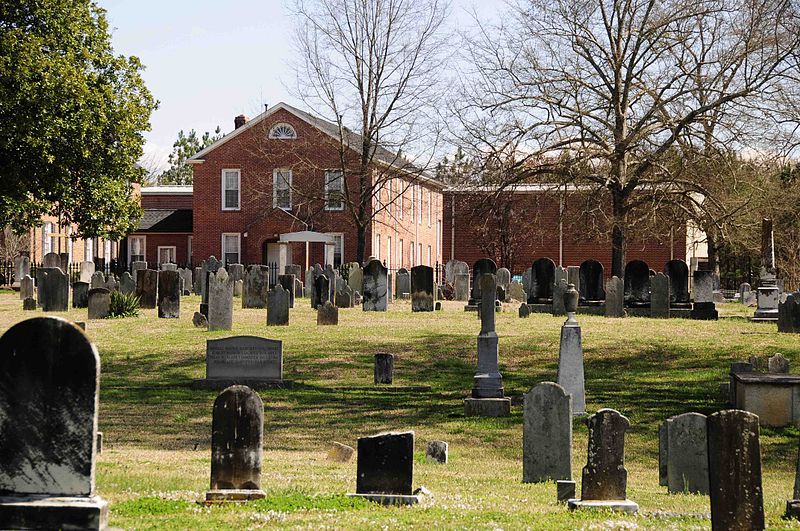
{"left": 375, "top": 234, "right": 381, "bottom": 261}
{"left": 129, "top": 235, "right": 145, "bottom": 263}
{"left": 399, "top": 185, "right": 404, "bottom": 219}
{"left": 428, "top": 245, "right": 432, "bottom": 266}
{"left": 188, "top": 236, "right": 193, "bottom": 264}
{"left": 328, "top": 233, "right": 344, "bottom": 267}
{"left": 158, "top": 246, "right": 176, "bottom": 265}
{"left": 324, "top": 170, "right": 344, "bottom": 210}
{"left": 222, "top": 233, "right": 240, "bottom": 265}
{"left": 427, "top": 190, "right": 432, "bottom": 226}
{"left": 222, "top": 169, "right": 241, "bottom": 210}
{"left": 269, "top": 123, "right": 297, "bottom": 139}
{"left": 411, "top": 187, "right": 416, "bottom": 222}
{"left": 419, "top": 243, "right": 423, "bottom": 265}
{"left": 84, "top": 237, "right": 94, "bottom": 261}
{"left": 387, "top": 236, "right": 392, "bottom": 269}
{"left": 410, "top": 240, "right": 415, "bottom": 266}
{"left": 273, "top": 169, "right": 292, "bottom": 209}
{"left": 398, "top": 239, "right": 404, "bottom": 268}
{"left": 418, "top": 186, "right": 423, "bottom": 225}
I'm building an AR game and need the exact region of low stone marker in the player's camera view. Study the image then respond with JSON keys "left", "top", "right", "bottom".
{"left": 568, "top": 409, "right": 638, "bottom": 514}
{"left": 374, "top": 352, "right": 394, "bottom": 384}
{"left": 519, "top": 302, "right": 530, "bottom": 318}
{"left": 136, "top": 269, "right": 158, "bottom": 309}
{"left": 557, "top": 480, "right": 576, "bottom": 503}
{"left": 157, "top": 270, "right": 181, "bottom": 319}
{"left": 23, "top": 297, "right": 36, "bottom": 311}
{"left": 660, "top": 412, "right": 709, "bottom": 494}
{"left": 204, "top": 385, "right": 266, "bottom": 503}
{"left": 328, "top": 442, "right": 355, "bottom": 463}
{"left": 87, "top": 288, "right": 111, "bottom": 320}
{"left": 426, "top": 441, "right": 448, "bottom": 464}
{"left": 317, "top": 301, "right": 339, "bottom": 325}
{"left": 192, "top": 336, "right": 290, "bottom": 389}
{"left": 605, "top": 276, "right": 625, "bottom": 318}
{"left": 523, "top": 382, "right": 572, "bottom": 483}
{"left": 769, "top": 352, "right": 790, "bottom": 373}
{"left": 347, "top": 431, "right": 421, "bottom": 505}
{"left": 208, "top": 268, "right": 234, "bottom": 331}
{"left": 233, "top": 279, "right": 243, "bottom": 298}
{"left": 650, "top": 273, "right": 670, "bottom": 318}
{"left": 707, "top": 410, "right": 764, "bottom": 530}
{"left": 192, "top": 311, "right": 208, "bottom": 328}
{"left": 72, "top": 281, "right": 89, "bottom": 308}
{"left": 557, "top": 284, "right": 585, "bottom": 415}
{"left": 267, "top": 284, "right": 290, "bottom": 326}
{"left": 0, "top": 317, "right": 108, "bottom": 529}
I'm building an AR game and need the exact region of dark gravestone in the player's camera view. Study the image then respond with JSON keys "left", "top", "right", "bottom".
{"left": 650, "top": 273, "right": 670, "bottom": 318}
{"left": 374, "top": 353, "right": 394, "bottom": 384}
{"left": 691, "top": 270, "right": 718, "bottom": 320}
{"left": 605, "top": 276, "right": 625, "bottom": 317}
{"left": 243, "top": 265, "right": 270, "bottom": 309}
{"left": 778, "top": 293, "right": 800, "bottom": 333}
{"left": 87, "top": 288, "right": 111, "bottom": 320}
{"left": 317, "top": 301, "right": 339, "bottom": 325}
{"left": 0, "top": 317, "right": 108, "bottom": 528}
{"left": 323, "top": 264, "right": 338, "bottom": 303}
{"left": 578, "top": 260, "right": 605, "bottom": 302}
{"left": 119, "top": 272, "right": 136, "bottom": 295}
{"left": 362, "top": 259, "right": 388, "bottom": 311}
{"left": 395, "top": 268, "right": 410, "bottom": 298}
{"left": 20, "top": 274, "right": 34, "bottom": 301}
{"left": 519, "top": 302, "right": 530, "bottom": 318}
{"left": 205, "top": 385, "right": 266, "bottom": 502}
{"left": 411, "top": 265, "right": 434, "bottom": 312}
{"left": 41, "top": 267, "right": 69, "bottom": 312}
{"left": 42, "top": 252, "right": 60, "bottom": 268}
{"left": 336, "top": 285, "right": 354, "bottom": 308}
{"left": 664, "top": 259, "right": 690, "bottom": 305}
{"left": 227, "top": 263, "right": 244, "bottom": 283}
{"left": 707, "top": 410, "right": 764, "bottom": 531}
{"left": 266, "top": 284, "right": 290, "bottom": 326}
{"left": 529, "top": 257, "right": 556, "bottom": 303}
{"left": 277, "top": 274, "right": 296, "bottom": 308}
{"left": 90, "top": 271, "right": 105, "bottom": 290}
{"left": 665, "top": 412, "right": 709, "bottom": 495}
{"left": 624, "top": 260, "right": 650, "bottom": 306}
{"left": 136, "top": 269, "right": 158, "bottom": 309}
{"left": 72, "top": 281, "right": 89, "bottom": 309}
{"left": 581, "top": 409, "right": 630, "bottom": 501}
{"left": 313, "top": 274, "right": 330, "bottom": 309}
{"left": 157, "top": 270, "right": 181, "bottom": 319}
{"left": 23, "top": 297, "right": 36, "bottom": 311}
{"left": 469, "top": 258, "right": 498, "bottom": 305}
{"left": 200, "top": 256, "right": 223, "bottom": 303}
{"left": 356, "top": 432, "right": 414, "bottom": 496}
{"left": 193, "top": 266, "right": 202, "bottom": 294}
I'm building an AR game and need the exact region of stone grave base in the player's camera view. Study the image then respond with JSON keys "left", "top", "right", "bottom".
{"left": 464, "top": 397, "right": 511, "bottom": 417}
{"left": 346, "top": 493, "right": 421, "bottom": 506}
{"left": 785, "top": 499, "right": 800, "bottom": 519}
{"left": 464, "top": 304, "right": 478, "bottom": 312}
{"left": 690, "top": 302, "right": 718, "bottom": 320}
{"left": 567, "top": 499, "right": 639, "bottom": 514}
{"left": 203, "top": 489, "right": 266, "bottom": 504}
{"left": 0, "top": 494, "right": 109, "bottom": 530}
{"left": 321, "top": 385, "right": 432, "bottom": 392}
{"left": 624, "top": 307, "right": 651, "bottom": 317}
{"left": 752, "top": 309, "right": 779, "bottom": 322}
{"left": 192, "top": 378, "right": 294, "bottom": 390}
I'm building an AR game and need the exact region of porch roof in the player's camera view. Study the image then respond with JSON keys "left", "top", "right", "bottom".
{"left": 278, "top": 231, "right": 335, "bottom": 244}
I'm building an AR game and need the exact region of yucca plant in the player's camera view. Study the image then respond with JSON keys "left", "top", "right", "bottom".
{"left": 108, "top": 291, "right": 140, "bottom": 318}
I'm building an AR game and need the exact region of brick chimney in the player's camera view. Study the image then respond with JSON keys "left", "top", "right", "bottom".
{"left": 234, "top": 115, "right": 248, "bottom": 129}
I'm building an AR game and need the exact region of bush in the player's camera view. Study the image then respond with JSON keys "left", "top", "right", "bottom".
{"left": 108, "top": 291, "right": 139, "bottom": 318}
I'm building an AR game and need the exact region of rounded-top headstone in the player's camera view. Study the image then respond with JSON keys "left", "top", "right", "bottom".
{"left": 210, "top": 385, "right": 264, "bottom": 491}
{"left": 0, "top": 317, "right": 99, "bottom": 496}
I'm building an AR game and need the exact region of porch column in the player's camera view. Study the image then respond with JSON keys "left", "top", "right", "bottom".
{"left": 324, "top": 243, "right": 335, "bottom": 267}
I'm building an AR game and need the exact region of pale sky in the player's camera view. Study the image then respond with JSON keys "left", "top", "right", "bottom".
{"left": 98, "top": 0, "right": 502, "bottom": 173}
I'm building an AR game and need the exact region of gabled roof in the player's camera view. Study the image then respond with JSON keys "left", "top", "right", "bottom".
{"left": 136, "top": 209, "right": 193, "bottom": 233}
{"left": 187, "top": 101, "right": 444, "bottom": 188}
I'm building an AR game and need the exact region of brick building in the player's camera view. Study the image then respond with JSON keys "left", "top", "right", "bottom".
{"left": 124, "top": 185, "right": 193, "bottom": 266}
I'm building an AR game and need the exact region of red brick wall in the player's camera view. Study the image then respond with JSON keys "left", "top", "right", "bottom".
{"left": 127, "top": 233, "right": 191, "bottom": 265}
{"left": 141, "top": 193, "right": 193, "bottom": 209}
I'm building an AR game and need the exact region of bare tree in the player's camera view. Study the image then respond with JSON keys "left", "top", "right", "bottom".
{"left": 291, "top": 0, "right": 449, "bottom": 262}
{"left": 454, "top": 0, "right": 800, "bottom": 277}
{"left": 0, "top": 226, "right": 27, "bottom": 262}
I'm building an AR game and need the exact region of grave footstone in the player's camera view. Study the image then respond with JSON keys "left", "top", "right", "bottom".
{"left": 317, "top": 301, "right": 339, "bottom": 325}
{"left": 557, "top": 284, "right": 585, "bottom": 415}
{"left": 208, "top": 268, "right": 233, "bottom": 331}
{"left": 530, "top": 258, "right": 556, "bottom": 303}
{"left": 80, "top": 261, "right": 95, "bottom": 283}
{"left": 72, "top": 281, "right": 89, "bottom": 308}
{"left": 0, "top": 317, "right": 108, "bottom": 529}
{"left": 267, "top": 284, "right": 290, "bottom": 326}
{"left": 691, "top": 270, "right": 718, "bottom": 320}
{"left": 136, "top": 269, "right": 158, "bottom": 309}
{"left": 328, "top": 442, "right": 355, "bottom": 463}
{"left": 650, "top": 273, "right": 670, "bottom": 318}
{"left": 204, "top": 385, "right": 266, "bottom": 502}
{"left": 243, "top": 265, "right": 270, "bottom": 309}
{"left": 426, "top": 441, "right": 448, "bottom": 464}
{"left": 347, "top": 431, "right": 420, "bottom": 505}
{"left": 41, "top": 268, "right": 69, "bottom": 312}
{"left": 579, "top": 260, "right": 605, "bottom": 302}
{"left": 707, "top": 410, "right": 764, "bottom": 530}
{"left": 523, "top": 382, "right": 572, "bottom": 483}
{"left": 192, "top": 311, "right": 208, "bottom": 328}
{"left": 278, "top": 274, "right": 296, "bottom": 308}
{"left": 519, "top": 302, "right": 530, "bottom": 318}
{"left": 374, "top": 353, "right": 394, "bottom": 384}
{"left": 362, "top": 260, "right": 388, "bottom": 311}
{"left": 87, "top": 288, "right": 111, "bottom": 320}
{"left": 119, "top": 272, "right": 135, "bottom": 295}
{"left": 395, "top": 268, "right": 410, "bottom": 298}
{"left": 157, "top": 270, "right": 181, "bottom": 319}
{"left": 411, "top": 265, "right": 434, "bottom": 312}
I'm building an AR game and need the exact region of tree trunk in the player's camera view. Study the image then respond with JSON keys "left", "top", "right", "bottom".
{"left": 610, "top": 190, "right": 626, "bottom": 278}
{"left": 356, "top": 223, "right": 366, "bottom": 265}
{"left": 707, "top": 231, "right": 720, "bottom": 288}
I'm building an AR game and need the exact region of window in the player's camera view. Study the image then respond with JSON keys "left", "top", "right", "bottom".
{"left": 222, "top": 169, "right": 240, "bottom": 210}
{"left": 427, "top": 190, "right": 432, "bottom": 226}
{"left": 375, "top": 234, "right": 381, "bottom": 261}
{"left": 398, "top": 239, "right": 404, "bottom": 268}
{"left": 419, "top": 243, "right": 423, "bottom": 265}
{"left": 84, "top": 238, "right": 93, "bottom": 261}
{"left": 325, "top": 170, "right": 344, "bottom": 210}
{"left": 273, "top": 169, "right": 292, "bottom": 209}
{"left": 269, "top": 123, "right": 297, "bottom": 139}
{"left": 436, "top": 220, "right": 441, "bottom": 262}
{"left": 387, "top": 236, "right": 392, "bottom": 269}
{"left": 222, "top": 233, "right": 240, "bottom": 265}
{"left": 411, "top": 187, "right": 415, "bottom": 222}
{"left": 328, "top": 233, "right": 344, "bottom": 267}
{"left": 418, "top": 186, "right": 423, "bottom": 225}
{"left": 188, "top": 236, "right": 193, "bottom": 264}
{"left": 399, "top": 186, "right": 404, "bottom": 219}
{"left": 428, "top": 245, "right": 432, "bottom": 267}
{"left": 158, "top": 246, "right": 176, "bottom": 265}
{"left": 129, "top": 236, "right": 145, "bottom": 263}
{"left": 410, "top": 241, "right": 415, "bottom": 266}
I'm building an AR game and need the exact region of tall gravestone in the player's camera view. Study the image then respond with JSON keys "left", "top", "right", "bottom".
{"left": 87, "top": 288, "right": 111, "bottom": 320}
{"left": 691, "top": 270, "right": 718, "bottom": 320}
{"left": 204, "top": 385, "right": 266, "bottom": 502}
{"left": 468, "top": 258, "right": 497, "bottom": 307}
{"left": 411, "top": 265, "right": 434, "bottom": 312}
{"left": 20, "top": 274, "right": 34, "bottom": 302}
{"left": 267, "top": 284, "right": 290, "bottom": 326}
{"left": 179, "top": 268, "right": 193, "bottom": 295}
{"left": 650, "top": 273, "right": 670, "bottom": 318}
{"left": 568, "top": 409, "right": 638, "bottom": 513}
{"left": 754, "top": 218, "right": 780, "bottom": 322}
{"left": 200, "top": 256, "right": 223, "bottom": 304}
{"left": 0, "top": 317, "right": 108, "bottom": 529}
{"left": 348, "top": 266, "right": 363, "bottom": 295}
{"left": 347, "top": 431, "right": 420, "bottom": 505}
{"left": 119, "top": 272, "right": 136, "bottom": 295}
{"left": 277, "top": 274, "right": 296, "bottom": 308}
{"left": 664, "top": 259, "right": 690, "bottom": 306}
{"left": 363, "top": 259, "right": 388, "bottom": 311}
{"left": 13, "top": 255, "right": 30, "bottom": 287}
{"left": 193, "top": 266, "right": 202, "bottom": 294}
{"left": 464, "top": 274, "right": 510, "bottom": 417}
{"left": 323, "top": 265, "right": 338, "bottom": 303}
{"left": 661, "top": 412, "right": 708, "bottom": 494}
{"left": 157, "top": 270, "right": 181, "bottom": 319}
{"left": 72, "top": 281, "right": 89, "bottom": 308}
{"left": 79, "top": 261, "right": 95, "bottom": 284}
{"left": 448, "top": 260, "right": 470, "bottom": 301}
{"left": 41, "top": 267, "right": 69, "bottom": 312}
{"left": 579, "top": 260, "right": 605, "bottom": 303}
{"left": 557, "top": 284, "right": 586, "bottom": 415}
{"left": 624, "top": 260, "right": 650, "bottom": 306}
{"left": 136, "top": 269, "right": 158, "bottom": 309}
{"left": 243, "top": 265, "right": 270, "bottom": 309}
{"left": 552, "top": 270, "right": 568, "bottom": 316}
{"left": 707, "top": 410, "right": 764, "bottom": 530}
{"left": 529, "top": 257, "right": 556, "bottom": 303}
{"left": 496, "top": 268, "right": 511, "bottom": 299}
{"left": 208, "top": 268, "right": 234, "bottom": 331}
{"left": 523, "top": 382, "right": 572, "bottom": 483}
{"left": 313, "top": 274, "right": 330, "bottom": 309}
{"left": 395, "top": 268, "right": 410, "bottom": 298}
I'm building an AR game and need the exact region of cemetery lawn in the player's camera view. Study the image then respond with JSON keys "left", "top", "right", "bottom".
{"left": 3, "top": 294, "right": 800, "bottom": 530}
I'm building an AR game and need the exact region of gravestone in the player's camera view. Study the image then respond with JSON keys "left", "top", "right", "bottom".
{"left": 79, "top": 261, "right": 95, "bottom": 283}
{"left": 14, "top": 255, "right": 30, "bottom": 287}
{"left": 266, "top": 284, "right": 290, "bottom": 326}
{"left": 23, "top": 297, "right": 36, "bottom": 311}
{"left": 739, "top": 282, "right": 752, "bottom": 303}
{"left": 395, "top": 268, "right": 410, "bottom": 298}
{"left": 567, "top": 266, "right": 580, "bottom": 295}
{"left": 496, "top": 268, "right": 511, "bottom": 299}
{"left": 72, "top": 281, "right": 89, "bottom": 308}
{"left": 208, "top": 268, "right": 234, "bottom": 331}
{"left": 192, "top": 312, "right": 208, "bottom": 328}
{"left": 0, "top": 317, "right": 108, "bottom": 529}
{"left": 522, "top": 267, "right": 532, "bottom": 296}
{"left": 754, "top": 218, "right": 780, "bottom": 322}
{"left": 557, "top": 284, "right": 585, "bottom": 415}
{"left": 445, "top": 259, "right": 468, "bottom": 285}
{"left": 552, "top": 272, "right": 568, "bottom": 316}
{"left": 778, "top": 293, "right": 800, "bottom": 333}
{"left": 103, "top": 275, "right": 119, "bottom": 293}
{"left": 233, "top": 279, "right": 243, "bottom": 297}
{"left": 568, "top": 409, "right": 637, "bottom": 514}
{"left": 468, "top": 258, "right": 498, "bottom": 306}
{"left": 650, "top": 273, "right": 670, "bottom": 318}
{"left": 691, "top": 270, "right": 718, "bottom": 320}
{"left": 243, "top": 265, "right": 270, "bottom": 309}
{"left": 348, "top": 431, "right": 419, "bottom": 505}
{"left": 530, "top": 257, "right": 556, "bottom": 303}
{"left": 374, "top": 353, "right": 394, "bottom": 384}
{"left": 519, "top": 302, "right": 530, "bottom": 318}
{"left": 131, "top": 260, "right": 147, "bottom": 279}
{"left": 768, "top": 353, "right": 789, "bottom": 373}
{"left": 193, "top": 266, "right": 202, "bottom": 294}
{"left": 294, "top": 277, "right": 303, "bottom": 299}
{"left": 43, "top": 252, "right": 60, "bottom": 268}
{"left": 160, "top": 262, "right": 177, "bottom": 271}
{"left": 523, "top": 382, "right": 572, "bottom": 483}
{"left": 90, "top": 271, "right": 105, "bottom": 289}
{"left": 41, "top": 267, "right": 69, "bottom": 312}
{"left": 465, "top": 274, "right": 510, "bottom": 417}
{"left": 579, "top": 260, "right": 605, "bottom": 302}
{"left": 411, "top": 265, "right": 434, "bottom": 312}
{"left": 508, "top": 281, "right": 526, "bottom": 302}
{"left": 87, "top": 288, "right": 111, "bottom": 320}
{"left": 663, "top": 412, "right": 708, "bottom": 494}
{"left": 348, "top": 266, "right": 363, "bottom": 295}
{"left": 426, "top": 441, "right": 448, "bottom": 464}
{"left": 119, "top": 272, "right": 136, "bottom": 295}
{"left": 454, "top": 273, "right": 470, "bottom": 301}
{"left": 323, "top": 264, "right": 338, "bottom": 303}
{"left": 707, "top": 410, "right": 764, "bottom": 530}
{"left": 136, "top": 269, "right": 158, "bottom": 309}
{"left": 227, "top": 263, "right": 244, "bottom": 283}
{"left": 193, "top": 336, "right": 286, "bottom": 389}
{"left": 277, "top": 274, "right": 296, "bottom": 308}
{"left": 200, "top": 256, "right": 223, "bottom": 303}
{"left": 157, "top": 270, "right": 181, "bottom": 319}
{"left": 664, "top": 259, "right": 690, "bottom": 305}
{"left": 317, "top": 301, "right": 339, "bottom": 325}
{"left": 363, "top": 259, "right": 388, "bottom": 311}
{"left": 313, "top": 274, "right": 330, "bottom": 309}
{"left": 328, "top": 442, "right": 355, "bottom": 463}
{"left": 659, "top": 423, "right": 668, "bottom": 487}
{"left": 336, "top": 285, "right": 354, "bottom": 308}
{"left": 624, "top": 260, "right": 650, "bottom": 306}
{"left": 178, "top": 268, "right": 193, "bottom": 295}
{"left": 20, "top": 274, "right": 34, "bottom": 301}
{"left": 205, "top": 385, "right": 266, "bottom": 502}
{"left": 285, "top": 264, "right": 302, "bottom": 279}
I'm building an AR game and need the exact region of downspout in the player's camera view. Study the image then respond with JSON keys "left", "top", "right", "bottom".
{"left": 450, "top": 195, "right": 455, "bottom": 261}
{"left": 558, "top": 187, "right": 564, "bottom": 267}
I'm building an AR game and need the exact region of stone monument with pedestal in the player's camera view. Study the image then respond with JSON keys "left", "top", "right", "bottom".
{"left": 754, "top": 218, "right": 780, "bottom": 322}
{"left": 557, "top": 284, "right": 586, "bottom": 415}
{"left": 464, "top": 274, "right": 511, "bottom": 417}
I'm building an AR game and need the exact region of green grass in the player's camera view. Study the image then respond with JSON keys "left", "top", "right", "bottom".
{"left": 2, "top": 294, "right": 800, "bottom": 529}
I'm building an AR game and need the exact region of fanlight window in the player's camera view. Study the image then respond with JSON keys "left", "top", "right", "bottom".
{"left": 269, "top": 123, "right": 297, "bottom": 139}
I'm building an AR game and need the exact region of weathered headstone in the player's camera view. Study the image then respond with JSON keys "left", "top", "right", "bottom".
{"left": 41, "top": 267, "right": 69, "bottom": 312}
{"left": 90, "top": 271, "right": 105, "bottom": 289}
{"left": 551, "top": 272, "right": 568, "bottom": 316}
{"left": 411, "top": 265, "right": 434, "bottom": 312}
{"left": 530, "top": 257, "right": 556, "bottom": 303}
{"left": 468, "top": 258, "right": 498, "bottom": 306}
{"left": 243, "top": 265, "right": 270, "bottom": 309}
{"left": 233, "top": 279, "right": 243, "bottom": 297}
{"left": 691, "top": 270, "right": 718, "bottom": 320}
{"left": 119, "top": 272, "right": 135, "bottom": 295}
{"left": 349, "top": 431, "right": 419, "bottom": 505}
{"left": 79, "top": 261, "right": 95, "bottom": 283}
{"left": 336, "top": 285, "right": 354, "bottom": 308}
{"left": 557, "top": 284, "right": 585, "bottom": 415}
{"left": 707, "top": 410, "right": 764, "bottom": 530}
{"left": 0, "top": 317, "right": 108, "bottom": 529}
{"left": 43, "top": 252, "right": 61, "bottom": 268}
{"left": 161, "top": 262, "right": 177, "bottom": 271}
{"left": 266, "top": 284, "right": 290, "bottom": 326}
{"left": 348, "top": 266, "right": 364, "bottom": 295}
{"left": 136, "top": 269, "right": 158, "bottom": 309}
{"left": 496, "top": 268, "right": 511, "bottom": 299}
{"left": 650, "top": 273, "right": 670, "bottom": 318}
{"left": 395, "top": 268, "right": 410, "bottom": 298}
{"left": 508, "top": 281, "right": 526, "bottom": 302}
{"left": 192, "top": 311, "right": 208, "bottom": 328}
{"left": 227, "top": 263, "right": 244, "bottom": 283}
{"left": 19, "top": 274, "right": 34, "bottom": 301}
{"left": 523, "top": 382, "right": 572, "bottom": 483}
{"left": 624, "top": 260, "right": 650, "bottom": 306}
{"left": 662, "top": 412, "right": 709, "bottom": 495}
{"left": 445, "top": 259, "right": 468, "bottom": 285}
{"left": 205, "top": 385, "right": 266, "bottom": 502}
{"left": 131, "top": 260, "right": 147, "bottom": 279}
{"left": 454, "top": 273, "right": 470, "bottom": 301}
{"left": 193, "top": 266, "right": 202, "bottom": 294}
{"left": 778, "top": 293, "right": 800, "bottom": 333}
{"left": 768, "top": 353, "right": 789, "bottom": 373}
{"left": 374, "top": 353, "right": 394, "bottom": 384}
{"left": 328, "top": 442, "right": 355, "bottom": 463}
{"left": 178, "top": 268, "right": 193, "bottom": 295}
{"left": 87, "top": 288, "right": 111, "bottom": 320}
{"left": 103, "top": 275, "right": 119, "bottom": 293}
{"left": 208, "top": 268, "right": 234, "bottom": 331}
{"left": 278, "top": 274, "right": 296, "bottom": 308}
{"left": 157, "top": 270, "right": 181, "bottom": 319}
{"left": 362, "top": 259, "right": 388, "bottom": 311}
{"left": 317, "top": 301, "right": 339, "bottom": 325}
{"left": 13, "top": 255, "right": 30, "bottom": 287}
{"left": 664, "top": 259, "right": 690, "bottom": 305}
{"left": 200, "top": 256, "right": 223, "bottom": 303}
{"left": 567, "top": 266, "right": 580, "bottom": 295}
{"left": 313, "top": 274, "right": 330, "bottom": 309}
{"left": 426, "top": 441, "right": 448, "bottom": 464}
{"left": 72, "top": 281, "right": 89, "bottom": 308}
